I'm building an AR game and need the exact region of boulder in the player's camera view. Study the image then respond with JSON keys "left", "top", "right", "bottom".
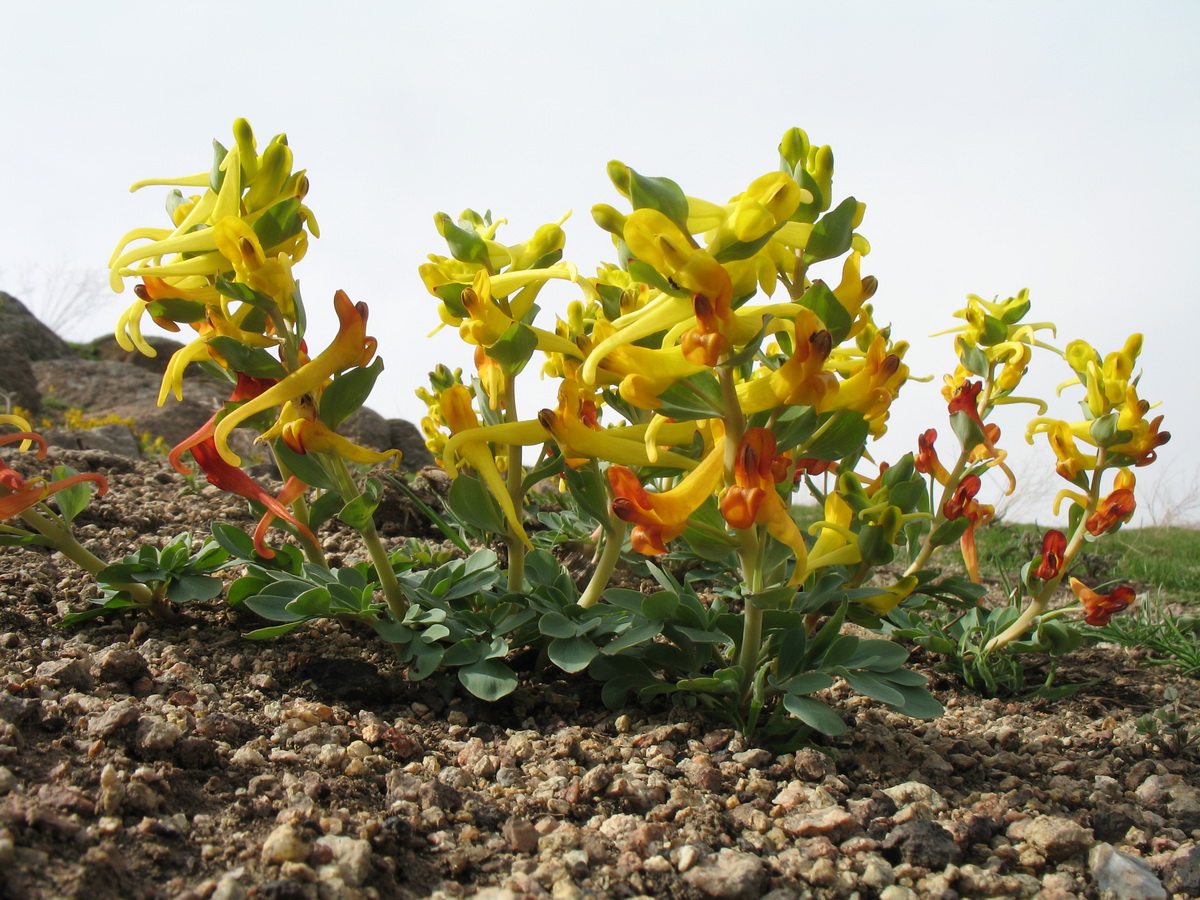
{"left": 0, "top": 335, "right": 42, "bottom": 413}
{"left": 91, "top": 334, "right": 191, "bottom": 376}
{"left": 388, "top": 418, "right": 434, "bottom": 471}
{"left": 0, "top": 292, "right": 76, "bottom": 361}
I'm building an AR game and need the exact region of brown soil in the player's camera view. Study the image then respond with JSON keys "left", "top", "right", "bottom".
{"left": 1, "top": 448, "right": 1198, "bottom": 900}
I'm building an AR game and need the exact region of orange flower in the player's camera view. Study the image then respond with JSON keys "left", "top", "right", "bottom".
{"left": 213, "top": 290, "right": 377, "bottom": 465}
{"left": 187, "top": 438, "right": 317, "bottom": 558}
{"left": 1033, "top": 530, "right": 1067, "bottom": 580}
{"left": 942, "top": 474, "right": 994, "bottom": 583}
{"left": 1086, "top": 488, "right": 1136, "bottom": 536}
{"left": 169, "top": 374, "right": 278, "bottom": 476}
{"left": 915, "top": 429, "right": 950, "bottom": 484}
{"left": 0, "top": 432, "right": 108, "bottom": 518}
{"left": 1069, "top": 577, "right": 1135, "bottom": 626}
{"left": 719, "top": 428, "right": 810, "bottom": 580}
{"left": 608, "top": 446, "right": 725, "bottom": 555}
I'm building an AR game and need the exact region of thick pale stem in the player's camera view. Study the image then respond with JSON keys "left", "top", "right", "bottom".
{"left": 903, "top": 448, "right": 971, "bottom": 577}
{"left": 328, "top": 454, "right": 407, "bottom": 619}
{"left": 737, "top": 592, "right": 764, "bottom": 684}
{"left": 503, "top": 373, "right": 526, "bottom": 592}
{"left": 983, "top": 451, "right": 1108, "bottom": 652}
{"left": 719, "top": 365, "right": 765, "bottom": 692}
{"left": 18, "top": 506, "right": 156, "bottom": 609}
{"left": 578, "top": 517, "right": 627, "bottom": 609}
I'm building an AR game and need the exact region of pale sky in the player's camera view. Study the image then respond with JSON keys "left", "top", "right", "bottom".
{"left": 3, "top": 1, "right": 1197, "bottom": 525}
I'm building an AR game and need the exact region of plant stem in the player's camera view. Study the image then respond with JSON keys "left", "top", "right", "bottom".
{"left": 326, "top": 454, "right": 407, "bottom": 619}
{"left": 579, "top": 515, "right": 627, "bottom": 609}
{"left": 18, "top": 506, "right": 155, "bottom": 608}
{"left": 503, "top": 373, "right": 526, "bottom": 592}
{"left": 719, "top": 365, "right": 764, "bottom": 694}
{"left": 903, "top": 447, "right": 972, "bottom": 577}
{"left": 983, "top": 451, "right": 1107, "bottom": 651}
{"left": 271, "top": 447, "right": 328, "bottom": 568}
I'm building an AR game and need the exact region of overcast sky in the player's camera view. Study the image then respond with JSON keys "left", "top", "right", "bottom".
{"left": 3, "top": 1, "right": 1197, "bottom": 525}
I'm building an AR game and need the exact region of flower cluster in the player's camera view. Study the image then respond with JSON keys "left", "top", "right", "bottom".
{"left": 105, "top": 120, "right": 400, "bottom": 564}
{"left": 419, "top": 128, "right": 924, "bottom": 637}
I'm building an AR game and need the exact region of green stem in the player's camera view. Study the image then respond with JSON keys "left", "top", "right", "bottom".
{"left": 983, "top": 451, "right": 1107, "bottom": 652}
{"left": 719, "top": 365, "right": 765, "bottom": 694}
{"left": 903, "top": 447, "right": 972, "bottom": 577}
{"left": 503, "top": 373, "right": 526, "bottom": 592}
{"left": 327, "top": 454, "right": 407, "bottom": 619}
{"left": 18, "top": 505, "right": 156, "bottom": 610}
{"left": 718, "top": 366, "right": 747, "bottom": 476}
{"left": 271, "top": 446, "right": 328, "bottom": 568}
{"left": 267, "top": 308, "right": 303, "bottom": 372}
{"left": 578, "top": 516, "right": 626, "bottom": 609}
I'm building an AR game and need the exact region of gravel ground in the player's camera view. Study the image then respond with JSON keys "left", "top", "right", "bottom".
{"left": 1, "top": 448, "right": 1198, "bottom": 900}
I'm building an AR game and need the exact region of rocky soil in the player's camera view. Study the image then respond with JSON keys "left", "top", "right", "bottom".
{"left": 0, "top": 446, "right": 1198, "bottom": 900}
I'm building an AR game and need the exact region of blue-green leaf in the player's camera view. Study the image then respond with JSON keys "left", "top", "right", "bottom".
{"left": 458, "top": 659, "right": 518, "bottom": 700}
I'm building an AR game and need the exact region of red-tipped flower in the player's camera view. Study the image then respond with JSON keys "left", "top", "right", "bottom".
{"left": 1033, "top": 529, "right": 1067, "bottom": 580}
{"left": 0, "top": 432, "right": 108, "bottom": 519}
{"left": 1069, "top": 577, "right": 1136, "bottom": 626}
{"left": 188, "top": 438, "right": 317, "bottom": 558}
{"left": 1086, "top": 488, "right": 1136, "bottom": 536}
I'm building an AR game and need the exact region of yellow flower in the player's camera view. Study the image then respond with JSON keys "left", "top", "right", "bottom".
{"left": 578, "top": 320, "right": 705, "bottom": 410}
{"left": 271, "top": 398, "right": 400, "bottom": 467}
{"left": 1026, "top": 419, "right": 1097, "bottom": 481}
{"left": 736, "top": 310, "right": 838, "bottom": 413}
{"left": 800, "top": 492, "right": 862, "bottom": 579}
{"left": 854, "top": 576, "right": 920, "bottom": 615}
{"left": 437, "top": 385, "right": 537, "bottom": 549}
{"left": 719, "top": 428, "right": 810, "bottom": 582}
{"left": 457, "top": 269, "right": 582, "bottom": 358}
{"left": 608, "top": 445, "right": 724, "bottom": 555}
{"left": 213, "top": 290, "right": 377, "bottom": 466}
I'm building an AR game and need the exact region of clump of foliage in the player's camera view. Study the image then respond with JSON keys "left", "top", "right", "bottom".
{"left": 0, "top": 119, "right": 1172, "bottom": 744}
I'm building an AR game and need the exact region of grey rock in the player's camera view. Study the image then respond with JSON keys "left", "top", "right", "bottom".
{"left": 102, "top": 401, "right": 217, "bottom": 450}
{"left": 882, "top": 780, "right": 949, "bottom": 813}
{"left": 34, "top": 657, "right": 94, "bottom": 690}
{"left": 1159, "top": 844, "right": 1200, "bottom": 896}
{"left": 261, "top": 823, "right": 313, "bottom": 865}
{"left": 92, "top": 647, "right": 151, "bottom": 683}
{"left": 387, "top": 418, "right": 433, "bottom": 470}
{"left": 33, "top": 358, "right": 179, "bottom": 410}
{"left": 781, "top": 805, "right": 858, "bottom": 842}
{"left": 682, "top": 848, "right": 766, "bottom": 900}
{"left": 0, "top": 335, "right": 42, "bottom": 412}
{"left": 135, "top": 716, "right": 183, "bottom": 754}
{"left": 1089, "top": 842, "right": 1166, "bottom": 900}
{"left": 793, "top": 747, "right": 836, "bottom": 781}
{"left": 881, "top": 819, "right": 962, "bottom": 869}
{"left": 90, "top": 334, "right": 189, "bottom": 375}
{"left": 340, "top": 406, "right": 392, "bottom": 452}
{"left": 88, "top": 699, "right": 140, "bottom": 737}
{"left": 316, "top": 835, "right": 372, "bottom": 887}
{"left": 502, "top": 816, "right": 539, "bottom": 853}
{"left": 212, "top": 873, "right": 248, "bottom": 900}
{"left": 0, "top": 293, "right": 76, "bottom": 361}
{"left": 731, "top": 748, "right": 772, "bottom": 769}
{"left": 43, "top": 423, "right": 142, "bottom": 457}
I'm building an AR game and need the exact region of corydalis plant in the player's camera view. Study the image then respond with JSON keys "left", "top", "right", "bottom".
{"left": 417, "top": 128, "right": 942, "bottom": 736}
{"left": 107, "top": 120, "right": 406, "bottom": 617}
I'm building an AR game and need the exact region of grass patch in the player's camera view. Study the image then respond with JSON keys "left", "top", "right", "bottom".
{"left": 972, "top": 521, "right": 1200, "bottom": 604}
{"left": 1087, "top": 593, "right": 1200, "bottom": 677}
